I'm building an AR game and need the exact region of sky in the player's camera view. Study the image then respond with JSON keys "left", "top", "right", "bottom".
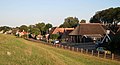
{"left": 0, "top": 0, "right": 120, "bottom": 27}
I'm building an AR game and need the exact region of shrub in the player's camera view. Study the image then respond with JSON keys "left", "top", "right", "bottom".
{"left": 50, "top": 34, "right": 59, "bottom": 40}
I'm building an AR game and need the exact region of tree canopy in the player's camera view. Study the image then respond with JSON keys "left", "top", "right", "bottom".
{"left": 80, "top": 19, "right": 86, "bottom": 23}
{"left": 17, "top": 22, "right": 53, "bottom": 35}
{"left": 90, "top": 7, "right": 120, "bottom": 24}
{"left": 44, "top": 23, "right": 52, "bottom": 34}
{"left": 35, "top": 22, "right": 52, "bottom": 35}
{"left": 30, "top": 28, "right": 40, "bottom": 35}
{"left": 0, "top": 26, "right": 11, "bottom": 33}
{"left": 36, "top": 22, "right": 45, "bottom": 35}
{"left": 59, "top": 17, "right": 79, "bottom": 28}
{"left": 19, "top": 25, "right": 28, "bottom": 32}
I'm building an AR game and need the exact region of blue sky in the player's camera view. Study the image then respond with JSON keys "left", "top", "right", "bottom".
{"left": 0, "top": 0, "right": 120, "bottom": 27}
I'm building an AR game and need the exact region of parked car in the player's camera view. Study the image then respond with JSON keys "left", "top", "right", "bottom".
{"left": 96, "top": 47, "right": 111, "bottom": 54}
{"left": 51, "top": 40, "right": 59, "bottom": 45}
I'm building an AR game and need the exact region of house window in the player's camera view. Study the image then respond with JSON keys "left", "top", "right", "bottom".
{"left": 106, "top": 38, "right": 108, "bottom": 42}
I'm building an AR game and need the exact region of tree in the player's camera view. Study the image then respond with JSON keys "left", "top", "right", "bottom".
{"left": 80, "top": 19, "right": 86, "bottom": 23}
{"left": 28, "top": 25, "right": 40, "bottom": 35}
{"left": 90, "top": 7, "right": 120, "bottom": 24}
{"left": 44, "top": 23, "right": 53, "bottom": 34}
{"left": 30, "top": 28, "right": 40, "bottom": 35}
{"left": 109, "top": 32, "right": 120, "bottom": 53}
{"left": 0, "top": 26, "right": 11, "bottom": 33}
{"left": 19, "top": 25, "right": 28, "bottom": 32}
{"left": 60, "top": 21, "right": 71, "bottom": 28}
{"left": 35, "top": 22, "right": 53, "bottom": 35}
{"left": 45, "top": 23, "right": 52, "bottom": 29}
{"left": 36, "top": 22, "right": 45, "bottom": 35}
{"left": 50, "top": 34, "right": 60, "bottom": 40}
{"left": 29, "top": 25, "right": 36, "bottom": 29}
{"left": 59, "top": 17, "right": 79, "bottom": 28}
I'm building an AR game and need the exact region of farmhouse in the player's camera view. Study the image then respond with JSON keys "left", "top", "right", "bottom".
{"left": 69, "top": 23, "right": 106, "bottom": 43}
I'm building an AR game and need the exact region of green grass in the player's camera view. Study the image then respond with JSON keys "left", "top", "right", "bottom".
{"left": 0, "top": 34, "right": 120, "bottom": 65}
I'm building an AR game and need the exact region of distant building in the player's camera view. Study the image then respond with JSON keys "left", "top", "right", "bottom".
{"left": 49, "top": 27, "right": 74, "bottom": 41}
{"left": 49, "top": 27, "right": 74, "bottom": 34}
{"left": 16, "top": 30, "right": 28, "bottom": 37}
{"left": 0, "top": 30, "right": 4, "bottom": 34}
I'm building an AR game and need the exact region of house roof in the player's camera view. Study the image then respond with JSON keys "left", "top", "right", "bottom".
{"left": 69, "top": 23, "right": 106, "bottom": 36}
{"left": 84, "top": 34, "right": 102, "bottom": 39}
{"left": 49, "top": 27, "right": 57, "bottom": 34}
{"left": 117, "top": 28, "right": 120, "bottom": 33}
{"left": 116, "top": 25, "right": 120, "bottom": 33}
{"left": 50, "top": 27, "right": 74, "bottom": 34}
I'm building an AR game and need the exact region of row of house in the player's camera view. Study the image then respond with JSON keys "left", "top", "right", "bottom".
{"left": 49, "top": 23, "right": 120, "bottom": 50}
{"left": 0, "top": 30, "right": 12, "bottom": 34}
{"left": 49, "top": 23, "right": 120, "bottom": 49}
{"left": 49, "top": 27, "right": 74, "bottom": 41}
{"left": 49, "top": 23, "right": 108, "bottom": 43}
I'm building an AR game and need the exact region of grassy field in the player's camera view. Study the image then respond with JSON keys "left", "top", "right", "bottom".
{"left": 0, "top": 34, "right": 120, "bottom": 65}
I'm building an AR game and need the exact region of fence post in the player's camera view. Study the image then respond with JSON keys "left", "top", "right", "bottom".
{"left": 68, "top": 46, "right": 71, "bottom": 50}
{"left": 53, "top": 44, "right": 55, "bottom": 47}
{"left": 86, "top": 49, "right": 88, "bottom": 54}
{"left": 64, "top": 46, "right": 66, "bottom": 49}
{"left": 56, "top": 44, "right": 58, "bottom": 47}
{"left": 76, "top": 48, "right": 79, "bottom": 52}
{"left": 81, "top": 48, "right": 83, "bottom": 53}
{"left": 112, "top": 54, "right": 114, "bottom": 60}
{"left": 104, "top": 52, "right": 106, "bottom": 59}
{"left": 72, "top": 47, "right": 74, "bottom": 51}
{"left": 59, "top": 44, "right": 61, "bottom": 48}
{"left": 98, "top": 51, "right": 100, "bottom": 57}
{"left": 51, "top": 44, "right": 53, "bottom": 46}
{"left": 63, "top": 45, "right": 64, "bottom": 48}
{"left": 63, "top": 45, "right": 65, "bottom": 49}
{"left": 92, "top": 50, "right": 94, "bottom": 56}
{"left": 54, "top": 44, "right": 56, "bottom": 47}
{"left": 61, "top": 45, "right": 63, "bottom": 48}
{"left": 65, "top": 46, "right": 67, "bottom": 49}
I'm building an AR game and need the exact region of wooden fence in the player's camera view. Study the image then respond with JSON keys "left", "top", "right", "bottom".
{"left": 26, "top": 38, "right": 120, "bottom": 61}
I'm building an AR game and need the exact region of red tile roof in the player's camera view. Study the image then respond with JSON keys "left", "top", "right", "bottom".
{"left": 50, "top": 27, "right": 74, "bottom": 34}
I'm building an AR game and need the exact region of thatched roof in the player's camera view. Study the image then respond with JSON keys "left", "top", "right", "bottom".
{"left": 69, "top": 23, "right": 106, "bottom": 36}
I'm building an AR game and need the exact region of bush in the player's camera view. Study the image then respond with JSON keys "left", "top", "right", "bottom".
{"left": 50, "top": 34, "right": 59, "bottom": 40}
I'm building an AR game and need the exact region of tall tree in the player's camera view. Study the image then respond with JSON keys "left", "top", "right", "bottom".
{"left": 44, "top": 23, "right": 52, "bottom": 30}
{"left": 0, "top": 26, "right": 11, "bottom": 33}
{"left": 80, "top": 19, "right": 86, "bottom": 23}
{"left": 44, "top": 23, "right": 53, "bottom": 34}
{"left": 36, "top": 22, "right": 45, "bottom": 35}
{"left": 90, "top": 7, "right": 120, "bottom": 24}
{"left": 30, "top": 28, "right": 40, "bottom": 35}
{"left": 59, "top": 17, "right": 79, "bottom": 28}
{"left": 19, "top": 25, "right": 28, "bottom": 32}
{"left": 35, "top": 22, "right": 53, "bottom": 35}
